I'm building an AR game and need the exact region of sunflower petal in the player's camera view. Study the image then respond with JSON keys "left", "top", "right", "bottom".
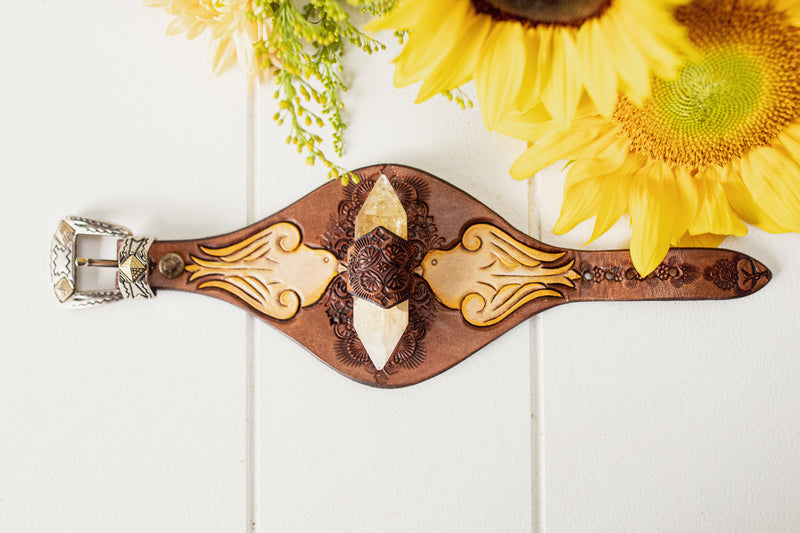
{"left": 475, "top": 22, "right": 528, "bottom": 129}
{"left": 687, "top": 166, "right": 747, "bottom": 237}
{"left": 589, "top": 176, "right": 629, "bottom": 243}
{"left": 554, "top": 176, "right": 606, "bottom": 234}
{"left": 628, "top": 161, "right": 680, "bottom": 275}
{"left": 415, "top": 14, "right": 492, "bottom": 101}
{"left": 576, "top": 19, "right": 618, "bottom": 117}
{"left": 535, "top": 26, "right": 554, "bottom": 96}
{"left": 739, "top": 147, "right": 800, "bottom": 231}
{"left": 720, "top": 161, "right": 786, "bottom": 232}
{"left": 365, "top": 0, "right": 428, "bottom": 31}
{"left": 676, "top": 232, "right": 728, "bottom": 248}
{"left": 495, "top": 103, "right": 556, "bottom": 141}
{"left": 540, "top": 28, "right": 582, "bottom": 130}
{"left": 513, "top": 29, "right": 541, "bottom": 112}
{"left": 590, "top": 156, "right": 647, "bottom": 241}
{"left": 619, "top": 0, "right": 691, "bottom": 79}
{"left": 509, "top": 117, "right": 612, "bottom": 178}
{"left": 392, "top": 0, "right": 469, "bottom": 87}
{"left": 604, "top": 6, "right": 651, "bottom": 106}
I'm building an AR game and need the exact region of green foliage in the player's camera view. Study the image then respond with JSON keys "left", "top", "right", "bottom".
{"left": 442, "top": 88, "right": 474, "bottom": 110}
{"left": 254, "top": 0, "right": 395, "bottom": 184}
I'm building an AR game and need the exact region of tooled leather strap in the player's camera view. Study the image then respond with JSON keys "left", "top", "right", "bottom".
{"left": 136, "top": 164, "right": 771, "bottom": 387}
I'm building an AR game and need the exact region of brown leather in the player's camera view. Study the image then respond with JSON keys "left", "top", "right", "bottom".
{"left": 146, "top": 164, "right": 771, "bottom": 388}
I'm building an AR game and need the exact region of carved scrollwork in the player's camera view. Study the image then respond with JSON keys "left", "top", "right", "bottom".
{"left": 186, "top": 222, "right": 339, "bottom": 320}
{"left": 418, "top": 224, "right": 581, "bottom": 326}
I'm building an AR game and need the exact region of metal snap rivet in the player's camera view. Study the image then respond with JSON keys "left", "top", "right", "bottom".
{"left": 159, "top": 252, "right": 185, "bottom": 279}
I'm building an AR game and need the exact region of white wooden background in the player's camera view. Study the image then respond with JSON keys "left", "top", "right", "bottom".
{"left": 2, "top": 3, "right": 799, "bottom": 532}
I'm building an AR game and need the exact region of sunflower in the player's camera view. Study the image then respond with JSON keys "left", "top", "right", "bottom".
{"left": 501, "top": 0, "right": 800, "bottom": 275}
{"left": 367, "top": 0, "right": 692, "bottom": 130}
{"left": 145, "top": 0, "right": 279, "bottom": 84}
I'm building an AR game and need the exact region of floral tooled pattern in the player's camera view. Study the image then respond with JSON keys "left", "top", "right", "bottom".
{"left": 580, "top": 259, "right": 699, "bottom": 289}
{"left": 318, "top": 170, "right": 443, "bottom": 383}
{"left": 704, "top": 256, "right": 771, "bottom": 294}
{"left": 654, "top": 264, "right": 670, "bottom": 280}
{"left": 704, "top": 259, "right": 738, "bottom": 290}
{"left": 323, "top": 274, "right": 437, "bottom": 385}
{"left": 347, "top": 227, "right": 415, "bottom": 308}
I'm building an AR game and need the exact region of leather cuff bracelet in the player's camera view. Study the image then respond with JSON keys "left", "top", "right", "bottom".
{"left": 51, "top": 164, "right": 772, "bottom": 388}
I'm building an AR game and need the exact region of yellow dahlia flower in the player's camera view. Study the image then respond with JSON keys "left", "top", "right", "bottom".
{"left": 145, "top": 0, "right": 279, "bottom": 84}
{"left": 367, "top": 0, "right": 693, "bottom": 130}
{"left": 501, "top": 0, "right": 800, "bottom": 275}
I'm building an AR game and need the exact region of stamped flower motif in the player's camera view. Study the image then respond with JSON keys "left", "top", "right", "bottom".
{"left": 704, "top": 259, "right": 739, "bottom": 290}
{"left": 654, "top": 264, "right": 671, "bottom": 280}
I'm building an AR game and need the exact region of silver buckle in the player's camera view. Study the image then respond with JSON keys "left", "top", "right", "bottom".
{"left": 50, "top": 216, "right": 155, "bottom": 308}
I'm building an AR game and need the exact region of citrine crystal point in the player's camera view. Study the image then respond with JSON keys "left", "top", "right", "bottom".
{"left": 353, "top": 299, "right": 408, "bottom": 371}
{"left": 352, "top": 174, "right": 410, "bottom": 371}
{"left": 355, "top": 174, "right": 407, "bottom": 239}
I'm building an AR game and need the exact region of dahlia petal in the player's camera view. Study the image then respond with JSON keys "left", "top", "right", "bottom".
{"left": 185, "top": 20, "right": 208, "bottom": 40}
{"left": 234, "top": 29, "right": 254, "bottom": 73}
{"left": 244, "top": 18, "right": 260, "bottom": 44}
{"left": 166, "top": 16, "right": 191, "bottom": 35}
{"left": 209, "top": 37, "right": 235, "bottom": 77}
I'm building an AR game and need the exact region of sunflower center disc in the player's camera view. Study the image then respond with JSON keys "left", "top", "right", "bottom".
{"left": 613, "top": 2, "right": 800, "bottom": 168}
{"left": 474, "top": 0, "right": 611, "bottom": 25}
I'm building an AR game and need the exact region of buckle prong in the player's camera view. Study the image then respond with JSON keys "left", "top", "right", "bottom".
{"left": 76, "top": 258, "right": 119, "bottom": 268}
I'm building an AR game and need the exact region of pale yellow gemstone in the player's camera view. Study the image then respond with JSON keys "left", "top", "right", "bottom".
{"left": 354, "top": 174, "right": 407, "bottom": 239}
{"left": 353, "top": 299, "right": 409, "bottom": 371}
{"left": 352, "top": 174, "right": 409, "bottom": 371}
